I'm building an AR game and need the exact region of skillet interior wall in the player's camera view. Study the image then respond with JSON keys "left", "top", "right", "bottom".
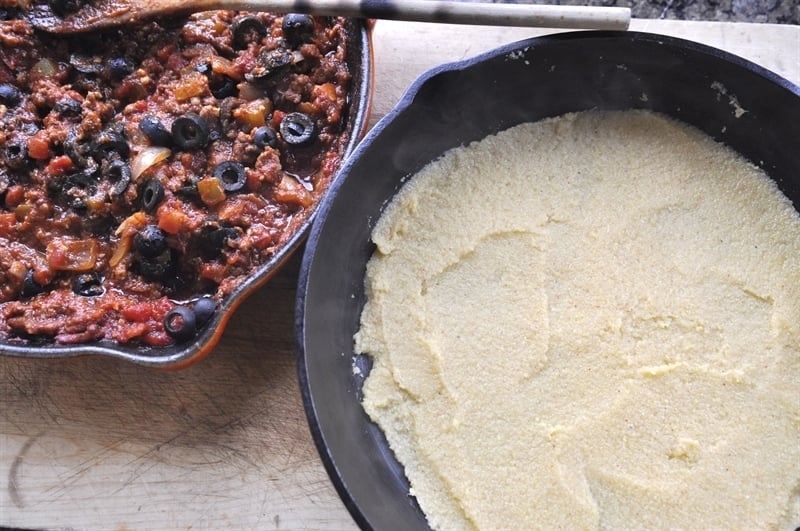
{"left": 390, "top": 31, "right": 800, "bottom": 210}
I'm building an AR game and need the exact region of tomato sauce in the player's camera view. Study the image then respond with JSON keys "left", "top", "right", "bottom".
{"left": 0, "top": 8, "right": 353, "bottom": 346}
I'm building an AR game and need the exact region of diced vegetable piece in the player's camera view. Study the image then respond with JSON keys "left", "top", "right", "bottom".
{"left": 27, "top": 132, "right": 52, "bottom": 160}
{"left": 46, "top": 238, "right": 99, "bottom": 271}
{"left": 158, "top": 208, "right": 190, "bottom": 234}
{"left": 197, "top": 177, "right": 227, "bottom": 206}
{"left": 173, "top": 71, "right": 208, "bottom": 101}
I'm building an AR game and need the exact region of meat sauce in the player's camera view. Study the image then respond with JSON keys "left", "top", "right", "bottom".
{"left": 0, "top": 7, "right": 353, "bottom": 346}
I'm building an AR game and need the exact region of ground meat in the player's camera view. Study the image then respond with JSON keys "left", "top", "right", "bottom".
{"left": 0, "top": 9, "right": 353, "bottom": 347}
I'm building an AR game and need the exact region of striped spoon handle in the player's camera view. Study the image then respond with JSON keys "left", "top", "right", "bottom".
{"left": 28, "top": 0, "right": 631, "bottom": 34}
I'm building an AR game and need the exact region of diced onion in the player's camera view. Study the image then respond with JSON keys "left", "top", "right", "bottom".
{"left": 237, "top": 82, "right": 266, "bottom": 102}
{"left": 173, "top": 71, "right": 207, "bottom": 102}
{"left": 46, "top": 239, "right": 98, "bottom": 272}
{"left": 114, "top": 212, "right": 147, "bottom": 236}
{"left": 131, "top": 146, "right": 171, "bottom": 180}
{"left": 197, "top": 177, "right": 226, "bottom": 206}
{"left": 109, "top": 234, "right": 132, "bottom": 268}
{"left": 32, "top": 58, "right": 58, "bottom": 78}
{"left": 211, "top": 55, "right": 242, "bottom": 80}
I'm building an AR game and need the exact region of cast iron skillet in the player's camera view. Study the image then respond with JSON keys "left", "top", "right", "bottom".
{"left": 297, "top": 31, "right": 800, "bottom": 530}
{"left": 0, "top": 18, "right": 373, "bottom": 369}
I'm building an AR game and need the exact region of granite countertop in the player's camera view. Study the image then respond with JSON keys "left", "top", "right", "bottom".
{"left": 484, "top": 0, "right": 800, "bottom": 24}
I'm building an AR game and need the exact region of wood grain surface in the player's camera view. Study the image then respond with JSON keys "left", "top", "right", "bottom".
{"left": 2, "top": 19, "right": 799, "bottom": 531}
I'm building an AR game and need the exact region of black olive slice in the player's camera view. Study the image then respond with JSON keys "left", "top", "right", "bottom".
{"left": 72, "top": 272, "right": 104, "bottom": 297}
{"left": 62, "top": 180, "right": 92, "bottom": 211}
{"left": 231, "top": 15, "right": 267, "bottom": 50}
{"left": 194, "top": 61, "right": 212, "bottom": 76}
{"left": 91, "top": 130, "right": 130, "bottom": 161}
{"left": 138, "top": 115, "right": 172, "bottom": 147}
{"left": 21, "top": 269, "right": 46, "bottom": 299}
{"left": 193, "top": 296, "right": 217, "bottom": 327}
{"left": 102, "top": 158, "right": 131, "bottom": 196}
{"left": 106, "top": 57, "right": 134, "bottom": 80}
{"left": 136, "top": 248, "right": 178, "bottom": 282}
{"left": 209, "top": 74, "right": 238, "bottom": 99}
{"left": 54, "top": 97, "right": 82, "bottom": 117}
{"left": 66, "top": 159, "right": 99, "bottom": 186}
{"left": 4, "top": 139, "right": 29, "bottom": 170}
{"left": 64, "top": 128, "right": 91, "bottom": 167}
{"left": 282, "top": 14, "right": 314, "bottom": 47}
{"left": 0, "top": 169, "right": 9, "bottom": 195}
{"left": 0, "top": 83, "right": 21, "bottom": 108}
{"left": 134, "top": 225, "right": 168, "bottom": 258}
{"left": 142, "top": 178, "right": 165, "bottom": 212}
{"left": 175, "top": 184, "right": 200, "bottom": 201}
{"left": 245, "top": 48, "right": 294, "bottom": 85}
{"left": 279, "top": 112, "right": 316, "bottom": 145}
{"left": 171, "top": 113, "right": 210, "bottom": 150}
{"left": 253, "top": 126, "right": 278, "bottom": 149}
{"left": 163, "top": 305, "right": 197, "bottom": 342}
{"left": 198, "top": 222, "right": 238, "bottom": 259}
{"left": 212, "top": 161, "right": 247, "bottom": 192}
{"left": 68, "top": 53, "right": 105, "bottom": 75}
{"left": 47, "top": 165, "right": 95, "bottom": 210}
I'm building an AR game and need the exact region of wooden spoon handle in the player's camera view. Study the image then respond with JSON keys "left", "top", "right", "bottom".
{"left": 27, "top": 0, "right": 631, "bottom": 33}
{"left": 212, "top": 0, "right": 632, "bottom": 30}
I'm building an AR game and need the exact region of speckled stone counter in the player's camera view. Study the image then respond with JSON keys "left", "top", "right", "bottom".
{"left": 481, "top": 0, "right": 799, "bottom": 24}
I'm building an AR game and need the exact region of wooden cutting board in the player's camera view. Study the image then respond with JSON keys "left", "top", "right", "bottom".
{"left": 1, "top": 19, "right": 798, "bottom": 531}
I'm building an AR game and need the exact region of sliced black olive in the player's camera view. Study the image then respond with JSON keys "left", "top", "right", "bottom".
{"left": 66, "top": 159, "right": 99, "bottom": 186}
{"left": 91, "top": 130, "right": 130, "bottom": 161}
{"left": 279, "top": 112, "right": 316, "bottom": 145}
{"left": 21, "top": 123, "right": 40, "bottom": 136}
{"left": 212, "top": 161, "right": 247, "bottom": 192}
{"left": 106, "top": 57, "right": 134, "bottom": 80}
{"left": 63, "top": 184, "right": 90, "bottom": 211}
{"left": 175, "top": 184, "right": 200, "bottom": 201}
{"left": 136, "top": 247, "right": 177, "bottom": 282}
{"left": 4, "top": 139, "right": 29, "bottom": 170}
{"left": 0, "top": 169, "right": 10, "bottom": 195}
{"left": 49, "top": 0, "right": 84, "bottom": 17}
{"left": 138, "top": 115, "right": 172, "bottom": 146}
{"left": 142, "top": 178, "right": 165, "bottom": 212}
{"left": 245, "top": 48, "right": 294, "bottom": 85}
{"left": 209, "top": 74, "right": 238, "bottom": 99}
{"left": 100, "top": 158, "right": 131, "bottom": 196}
{"left": 20, "top": 269, "right": 46, "bottom": 299}
{"left": 171, "top": 113, "right": 210, "bottom": 150}
{"left": 44, "top": 173, "right": 64, "bottom": 196}
{"left": 0, "top": 83, "right": 21, "bottom": 108}
{"left": 282, "top": 14, "right": 314, "bottom": 47}
{"left": 198, "top": 223, "right": 238, "bottom": 259}
{"left": 69, "top": 52, "right": 105, "bottom": 75}
{"left": 253, "top": 126, "right": 278, "bottom": 149}
{"left": 54, "top": 97, "right": 82, "bottom": 117}
{"left": 64, "top": 128, "right": 91, "bottom": 167}
{"left": 208, "top": 128, "right": 222, "bottom": 143}
{"left": 72, "top": 272, "right": 104, "bottom": 297}
{"left": 134, "top": 225, "right": 168, "bottom": 258}
{"left": 164, "top": 305, "right": 197, "bottom": 342}
{"left": 231, "top": 15, "right": 267, "bottom": 50}
{"left": 194, "top": 61, "right": 212, "bottom": 76}
{"left": 59, "top": 165, "right": 98, "bottom": 210}
{"left": 193, "top": 296, "right": 217, "bottom": 327}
